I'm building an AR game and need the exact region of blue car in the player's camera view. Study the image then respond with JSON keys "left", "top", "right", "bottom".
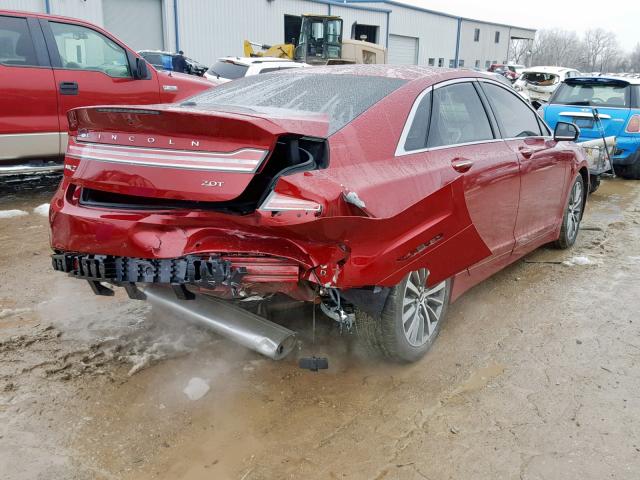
{"left": 541, "top": 76, "right": 640, "bottom": 180}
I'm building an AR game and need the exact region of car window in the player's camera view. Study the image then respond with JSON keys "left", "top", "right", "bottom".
{"left": 188, "top": 72, "right": 407, "bottom": 135}
{"left": 404, "top": 90, "right": 432, "bottom": 151}
{"left": 0, "top": 16, "right": 38, "bottom": 67}
{"left": 552, "top": 81, "right": 630, "bottom": 108}
{"left": 49, "top": 21, "right": 130, "bottom": 78}
{"left": 427, "top": 82, "right": 494, "bottom": 148}
{"left": 482, "top": 82, "right": 542, "bottom": 138}
{"left": 141, "top": 52, "right": 162, "bottom": 66}
{"left": 208, "top": 61, "right": 248, "bottom": 79}
{"left": 259, "top": 66, "right": 296, "bottom": 74}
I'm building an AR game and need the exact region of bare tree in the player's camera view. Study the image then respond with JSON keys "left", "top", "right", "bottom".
{"left": 582, "top": 28, "right": 619, "bottom": 72}
{"left": 509, "top": 39, "right": 532, "bottom": 65}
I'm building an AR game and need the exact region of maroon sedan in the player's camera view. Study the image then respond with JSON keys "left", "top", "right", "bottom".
{"left": 50, "top": 66, "right": 588, "bottom": 362}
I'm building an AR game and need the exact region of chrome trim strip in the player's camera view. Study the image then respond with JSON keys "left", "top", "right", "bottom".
{"left": 68, "top": 145, "right": 260, "bottom": 165}
{"left": 559, "top": 111, "right": 611, "bottom": 119}
{"left": 394, "top": 86, "right": 433, "bottom": 157}
{"left": 66, "top": 153, "right": 261, "bottom": 173}
{"left": 67, "top": 142, "right": 269, "bottom": 173}
{"left": 0, "top": 163, "right": 63, "bottom": 176}
{"left": 0, "top": 132, "right": 61, "bottom": 160}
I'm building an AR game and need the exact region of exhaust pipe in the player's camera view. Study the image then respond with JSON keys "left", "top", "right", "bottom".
{"left": 143, "top": 286, "right": 297, "bottom": 360}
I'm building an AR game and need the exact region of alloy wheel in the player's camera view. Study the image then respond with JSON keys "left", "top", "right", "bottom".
{"left": 402, "top": 269, "right": 447, "bottom": 347}
{"left": 567, "top": 179, "right": 583, "bottom": 241}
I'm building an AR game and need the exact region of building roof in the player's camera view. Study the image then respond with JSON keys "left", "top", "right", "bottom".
{"left": 342, "top": 0, "right": 536, "bottom": 32}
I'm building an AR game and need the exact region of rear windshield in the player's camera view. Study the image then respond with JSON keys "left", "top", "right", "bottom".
{"left": 551, "top": 80, "right": 631, "bottom": 108}
{"left": 522, "top": 72, "right": 558, "bottom": 85}
{"left": 186, "top": 72, "right": 407, "bottom": 134}
{"left": 208, "top": 61, "right": 248, "bottom": 80}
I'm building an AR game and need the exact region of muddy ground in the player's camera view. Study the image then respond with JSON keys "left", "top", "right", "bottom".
{"left": 0, "top": 178, "right": 639, "bottom": 480}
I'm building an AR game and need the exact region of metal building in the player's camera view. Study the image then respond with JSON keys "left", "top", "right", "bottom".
{"left": 4, "top": 0, "right": 536, "bottom": 68}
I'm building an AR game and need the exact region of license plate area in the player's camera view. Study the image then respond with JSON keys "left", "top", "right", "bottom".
{"left": 575, "top": 118, "right": 594, "bottom": 129}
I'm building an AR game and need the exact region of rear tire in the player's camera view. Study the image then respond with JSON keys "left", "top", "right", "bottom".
{"left": 356, "top": 270, "right": 451, "bottom": 362}
{"left": 618, "top": 159, "right": 640, "bottom": 179}
{"left": 554, "top": 174, "right": 584, "bottom": 249}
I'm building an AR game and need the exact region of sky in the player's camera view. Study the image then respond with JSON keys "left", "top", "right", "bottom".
{"left": 396, "top": 0, "right": 640, "bottom": 51}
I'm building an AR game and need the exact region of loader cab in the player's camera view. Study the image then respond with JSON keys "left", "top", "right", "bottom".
{"left": 294, "top": 15, "right": 343, "bottom": 65}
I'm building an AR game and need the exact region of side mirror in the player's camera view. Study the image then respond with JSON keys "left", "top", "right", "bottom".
{"left": 554, "top": 121, "right": 580, "bottom": 142}
{"left": 134, "top": 57, "right": 149, "bottom": 79}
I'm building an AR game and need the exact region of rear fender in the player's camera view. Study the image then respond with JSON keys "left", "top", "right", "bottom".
{"left": 292, "top": 176, "right": 491, "bottom": 288}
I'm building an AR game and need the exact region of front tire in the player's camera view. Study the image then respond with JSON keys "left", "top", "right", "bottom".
{"left": 356, "top": 269, "right": 451, "bottom": 362}
{"left": 554, "top": 174, "right": 584, "bottom": 249}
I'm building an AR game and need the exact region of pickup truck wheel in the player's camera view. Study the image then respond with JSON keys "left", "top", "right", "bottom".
{"left": 356, "top": 269, "right": 451, "bottom": 362}
{"left": 554, "top": 174, "right": 584, "bottom": 249}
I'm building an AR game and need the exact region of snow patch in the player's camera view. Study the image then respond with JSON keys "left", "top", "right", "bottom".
{"left": 563, "top": 256, "right": 594, "bottom": 266}
{"left": 183, "top": 377, "right": 210, "bottom": 401}
{"left": 33, "top": 203, "right": 50, "bottom": 217}
{"left": 0, "top": 210, "right": 28, "bottom": 219}
{"left": 123, "top": 334, "right": 193, "bottom": 376}
{"left": 0, "top": 308, "right": 32, "bottom": 319}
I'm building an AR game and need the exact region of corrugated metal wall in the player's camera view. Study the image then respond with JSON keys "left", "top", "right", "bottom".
{"left": 49, "top": 0, "right": 104, "bottom": 25}
{"left": 458, "top": 21, "right": 510, "bottom": 68}
{"left": 1, "top": 0, "right": 44, "bottom": 13}
{"left": 354, "top": 2, "right": 457, "bottom": 65}
{"left": 329, "top": 4, "right": 387, "bottom": 47}
{"left": 175, "top": 0, "right": 328, "bottom": 66}
{"left": 3, "top": 0, "right": 535, "bottom": 69}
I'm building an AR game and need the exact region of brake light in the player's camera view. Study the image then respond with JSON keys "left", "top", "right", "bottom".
{"left": 67, "top": 110, "right": 78, "bottom": 131}
{"left": 626, "top": 114, "right": 640, "bottom": 133}
{"left": 259, "top": 191, "right": 322, "bottom": 213}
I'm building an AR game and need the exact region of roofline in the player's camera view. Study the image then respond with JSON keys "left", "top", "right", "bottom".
{"left": 343, "top": 0, "right": 536, "bottom": 33}
{"left": 307, "top": 0, "right": 392, "bottom": 13}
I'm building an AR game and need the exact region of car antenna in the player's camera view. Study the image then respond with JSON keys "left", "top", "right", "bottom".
{"left": 593, "top": 107, "right": 615, "bottom": 178}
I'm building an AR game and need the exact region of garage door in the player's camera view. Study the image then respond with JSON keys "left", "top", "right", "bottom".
{"left": 388, "top": 34, "right": 418, "bottom": 65}
{"left": 103, "top": 0, "right": 164, "bottom": 51}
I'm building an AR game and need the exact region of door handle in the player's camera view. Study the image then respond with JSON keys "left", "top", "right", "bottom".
{"left": 518, "top": 146, "right": 539, "bottom": 159}
{"left": 451, "top": 158, "right": 473, "bottom": 173}
{"left": 59, "top": 81, "right": 78, "bottom": 95}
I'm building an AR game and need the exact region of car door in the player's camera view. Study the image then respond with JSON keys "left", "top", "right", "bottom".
{"left": 39, "top": 19, "right": 160, "bottom": 134}
{"left": 0, "top": 14, "right": 59, "bottom": 163}
{"left": 479, "top": 80, "right": 568, "bottom": 249}
{"left": 423, "top": 81, "right": 521, "bottom": 261}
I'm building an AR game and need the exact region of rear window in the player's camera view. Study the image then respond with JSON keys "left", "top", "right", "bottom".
{"left": 522, "top": 72, "right": 558, "bottom": 85}
{"left": 186, "top": 73, "right": 407, "bottom": 134}
{"left": 551, "top": 80, "right": 630, "bottom": 108}
{"left": 208, "top": 61, "right": 248, "bottom": 80}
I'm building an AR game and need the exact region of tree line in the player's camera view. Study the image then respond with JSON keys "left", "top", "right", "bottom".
{"left": 510, "top": 28, "right": 640, "bottom": 73}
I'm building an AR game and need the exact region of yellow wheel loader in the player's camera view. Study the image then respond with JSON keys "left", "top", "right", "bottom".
{"left": 243, "top": 15, "right": 386, "bottom": 65}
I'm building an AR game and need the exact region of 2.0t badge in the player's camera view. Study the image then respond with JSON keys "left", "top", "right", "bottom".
{"left": 202, "top": 180, "right": 224, "bottom": 187}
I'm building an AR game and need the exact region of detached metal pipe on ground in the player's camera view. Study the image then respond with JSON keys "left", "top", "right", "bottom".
{"left": 143, "top": 286, "right": 297, "bottom": 360}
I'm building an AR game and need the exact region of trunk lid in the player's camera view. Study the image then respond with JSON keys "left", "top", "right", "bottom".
{"left": 65, "top": 104, "right": 329, "bottom": 206}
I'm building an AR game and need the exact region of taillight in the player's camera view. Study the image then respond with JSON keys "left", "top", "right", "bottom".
{"left": 67, "top": 110, "right": 78, "bottom": 131}
{"left": 259, "top": 191, "right": 322, "bottom": 213}
{"left": 626, "top": 114, "right": 640, "bottom": 133}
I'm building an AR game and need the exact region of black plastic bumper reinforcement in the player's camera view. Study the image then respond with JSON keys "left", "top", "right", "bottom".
{"left": 51, "top": 253, "right": 247, "bottom": 298}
